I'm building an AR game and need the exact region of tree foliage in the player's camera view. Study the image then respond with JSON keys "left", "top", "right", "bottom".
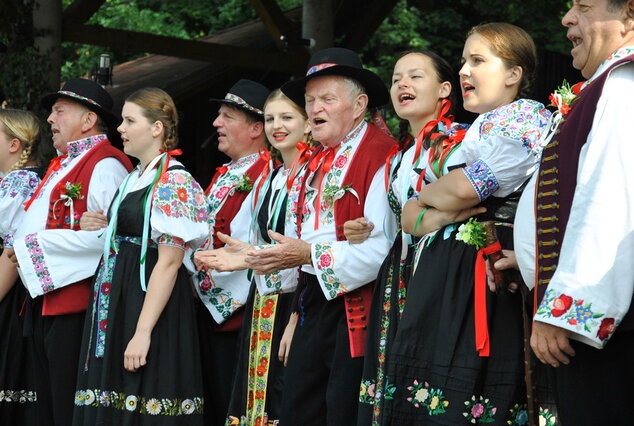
{"left": 0, "top": 0, "right": 52, "bottom": 109}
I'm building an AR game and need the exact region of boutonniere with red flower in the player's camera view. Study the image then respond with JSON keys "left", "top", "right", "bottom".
{"left": 549, "top": 80, "right": 584, "bottom": 116}
{"left": 235, "top": 175, "right": 253, "bottom": 192}
{"left": 53, "top": 181, "right": 85, "bottom": 229}
{"left": 60, "top": 181, "right": 84, "bottom": 200}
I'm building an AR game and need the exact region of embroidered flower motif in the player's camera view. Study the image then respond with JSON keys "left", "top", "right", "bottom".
{"left": 215, "top": 186, "right": 230, "bottom": 200}
{"left": 235, "top": 175, "right": 253, "bottom": 192}
{"left": 177, "top": 188, "right": 188, "bottom": 202}
{"left": 455, "top": 218, "right": 487, "bottom": 249}
{"left": 538, "top": 407, "right": 557, "bottom": 426}
{"left": 538, "top": 289, "right": 618, "bottom": 342}
{"left": 75, "top": 391, "right": 86, "bottom": 406}
{"left": 319, "top": 253, "right": 332, "bottom": 268}
{"left": 548, "top": 79, "right": 583, "bottom": 116}
{"left": 125, "top": 395, "right": 138, "bottom": 411}
{"left": 507, "top": 403, "right": 529, "bottom": 425}
{"left": 146, "top": 398, "right": 162, "bottom": 415}
{"left": 463, "top": 395, "right": 496, "bottom": 423}
{"left": 551, "top": 294, "right": 573, "bottom": 317}
{"left": 85, "top": 390, "right": 96, "bottom": 405}
{"left": 181, "top": 399, "right": 195, "bottom": 415}
{"left": 334, "top": 155, "right": 348, "bottom": 168}
{"left": 406, "top": 380, "right": 449, "bottom": 415}
{"left": 158, "top": 187, "right": 171, "bottom": 199}
{"left": 597, "top": 318, "right": 616, "bottom": 340}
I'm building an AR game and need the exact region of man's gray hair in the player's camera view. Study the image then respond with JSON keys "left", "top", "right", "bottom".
{"left": 342, "top": 76, "right": 366, "bottom": 102}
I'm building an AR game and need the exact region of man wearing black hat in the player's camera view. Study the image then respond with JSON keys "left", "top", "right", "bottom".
{"left": 243, "top": 48, "right": 397, "bottom": 425}
{"left": 189, "top": 79, "right": 270, "bottom": 425}
{"left": 10, "top": 78, "right": 132, "bottom": 426}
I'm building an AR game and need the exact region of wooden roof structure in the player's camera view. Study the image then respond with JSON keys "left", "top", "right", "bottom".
{"left": 57, "top": 0, "right": 400, "bottom": 184}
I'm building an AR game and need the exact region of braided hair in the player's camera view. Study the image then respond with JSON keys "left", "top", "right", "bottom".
{"left": 0, "top": 109, "right": 42, "bottom": 172}
{"left": 125, "top": 88, "right": 179, "bottom": 151}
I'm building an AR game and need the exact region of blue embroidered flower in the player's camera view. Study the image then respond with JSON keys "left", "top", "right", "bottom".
{"left": 158, "top": 187, "right": 171, "bottom": 199}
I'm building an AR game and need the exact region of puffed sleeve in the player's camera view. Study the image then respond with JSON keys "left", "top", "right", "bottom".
{"left": 0, "top": 169, "right": 40, "bottom": 247}
{"left": 150, "top": 169, "right": 209, "bottom": 250}
{"left": 461, "top": 99, "right": 551, "bottom": 200}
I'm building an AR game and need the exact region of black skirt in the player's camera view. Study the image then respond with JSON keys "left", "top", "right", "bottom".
{"left": 73, "top": 185, "right": 204, "bottom": 426}
{"left": 382, "top": 226, "right": 528, "bottom": 425}
{"left": 358, "top": 232, "right": 413, "bottom": 426}
{"left": 0, "top": 281, "right": 37, "bottom": 424}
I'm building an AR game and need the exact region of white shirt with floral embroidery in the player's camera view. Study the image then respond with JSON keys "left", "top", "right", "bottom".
{"left": 188, "top": 152, "right": 262, "bottom": 324}
{"left": 516, "top": 46, "right": 634, "bottom": 348}
{"left": 0, "top": 168, "right": 41, "bottom": 248}
{"left": 287, "top": 121, "right": 396, "bottom": 301}
{"left": 12, "top": 134, "right": 129, "bottom": 298}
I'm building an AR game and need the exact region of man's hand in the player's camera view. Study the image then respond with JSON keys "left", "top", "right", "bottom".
{"left": 80, "top": 210, "right": 108, "bottom": 231}
{"left": 343, "top": 217, "right": 374, "bottom": 244}
{"left": 531, "top": 321, "right": 575, "bottom": 367}
{"left": 245, "top": 231, "right": 312, "bottom": 274}
{"left": 485, "top": 249, "right": 520, "bottom": 293}
{"left": 194, "top": 232, "right": 253, "bottom": 272}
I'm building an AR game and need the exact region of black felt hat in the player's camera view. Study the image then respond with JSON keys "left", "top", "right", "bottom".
{"left": 281, "top": 47, "right": 389, "bottom": 109}
{"left": 41, "top": 78, "right": 119, "bottom": 128}
{"left": 209, "top": 79, "right": 270, "bottom": 119}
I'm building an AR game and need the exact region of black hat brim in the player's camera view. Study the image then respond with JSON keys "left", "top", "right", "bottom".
{"left": 281, "top": 65, "right": 390, "bottom": 110}
{"left": 41, "top": 92, "right": 120, "bottom": 129}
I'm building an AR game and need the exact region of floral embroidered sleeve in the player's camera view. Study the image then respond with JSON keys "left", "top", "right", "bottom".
{"left": 0, "top": 169, "right": 41, "bottom": 247}
{"left": 461, "top": 99, "right": 552, "bottom": 200}
{"left": 311, "top": 170, "right": 395, "bottom": 300}
{"left": 252, "top": 244, "right": 299, "bottom": 295}
{"left": 533, "top": 65, "right": 634, "bottom": 349}
{"left": 151, "top": 170, "right": 209, "bottom": 250}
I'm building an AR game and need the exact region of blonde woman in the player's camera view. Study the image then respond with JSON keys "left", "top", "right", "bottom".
{"left": 0, "top": 109, "right": 45, "bottom": 424}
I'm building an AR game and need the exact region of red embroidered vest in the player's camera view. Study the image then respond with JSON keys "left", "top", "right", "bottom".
{"left": 42, "top": 141, "right": 132, "bottom": 315}
{"left": 299, "top": 123, "right": 396, "bottom": 357}
{"left": 205, "top": 154, "right": 268, "bottom": 332}
{"left": 535, "top": 55, "right": 634, "bottom": 331}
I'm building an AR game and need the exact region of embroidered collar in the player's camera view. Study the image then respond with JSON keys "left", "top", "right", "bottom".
{"left": 227, "top": 152, "right": 260, "bottom": 171}
{"left": 587, "top": 46, "right": 634, "bottom": 86}
{"left": 339, "top": 120, "right": 366, "bottom": 147}
{"left": 66, "top": 134, "right": 108, "bottom": 159}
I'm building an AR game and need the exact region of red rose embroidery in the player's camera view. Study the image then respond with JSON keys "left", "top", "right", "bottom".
{"left": 215, "top": 186, "right": 230, "bottom": 199}
{"left": 200, "top": 277, "right": 212, "bottom": 292}
{"left": 159, "top": 173, "right": 170, "bottom": 183}
{"left": 160, "top": 204, "right": 171, "bottom": 216}
{"left": 551, "top": 294, "right": 573, "bottom": 317}
{"left": 177, "top": 188, "right": 188, "bottom": 202}
{"left": 334, "top": 155, "right": 348, "bottom": 168}
{"left": 319, "top": 253, "right": 332, "bottom": 268}
{"left": 101, "top": 282, "right": 111, "bottom": 295}
{"left": 597, "top": 318, "right": 616, "bottom": 341}
{"left": 99, "top": 319, "right": 108, "bottom": 331}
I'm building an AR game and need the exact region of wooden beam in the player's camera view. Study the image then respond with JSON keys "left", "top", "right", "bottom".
{"left": 63, "top": 0, "right": 106, "bottom": 24}
{"left": 249, "top": 0, "right": 293, "bottom": 50}
{"left": 342, "top": 0, "right": 399, "bottom": 51}
{"left": 61, "top": 24, "right": 306, "bottom": 74}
